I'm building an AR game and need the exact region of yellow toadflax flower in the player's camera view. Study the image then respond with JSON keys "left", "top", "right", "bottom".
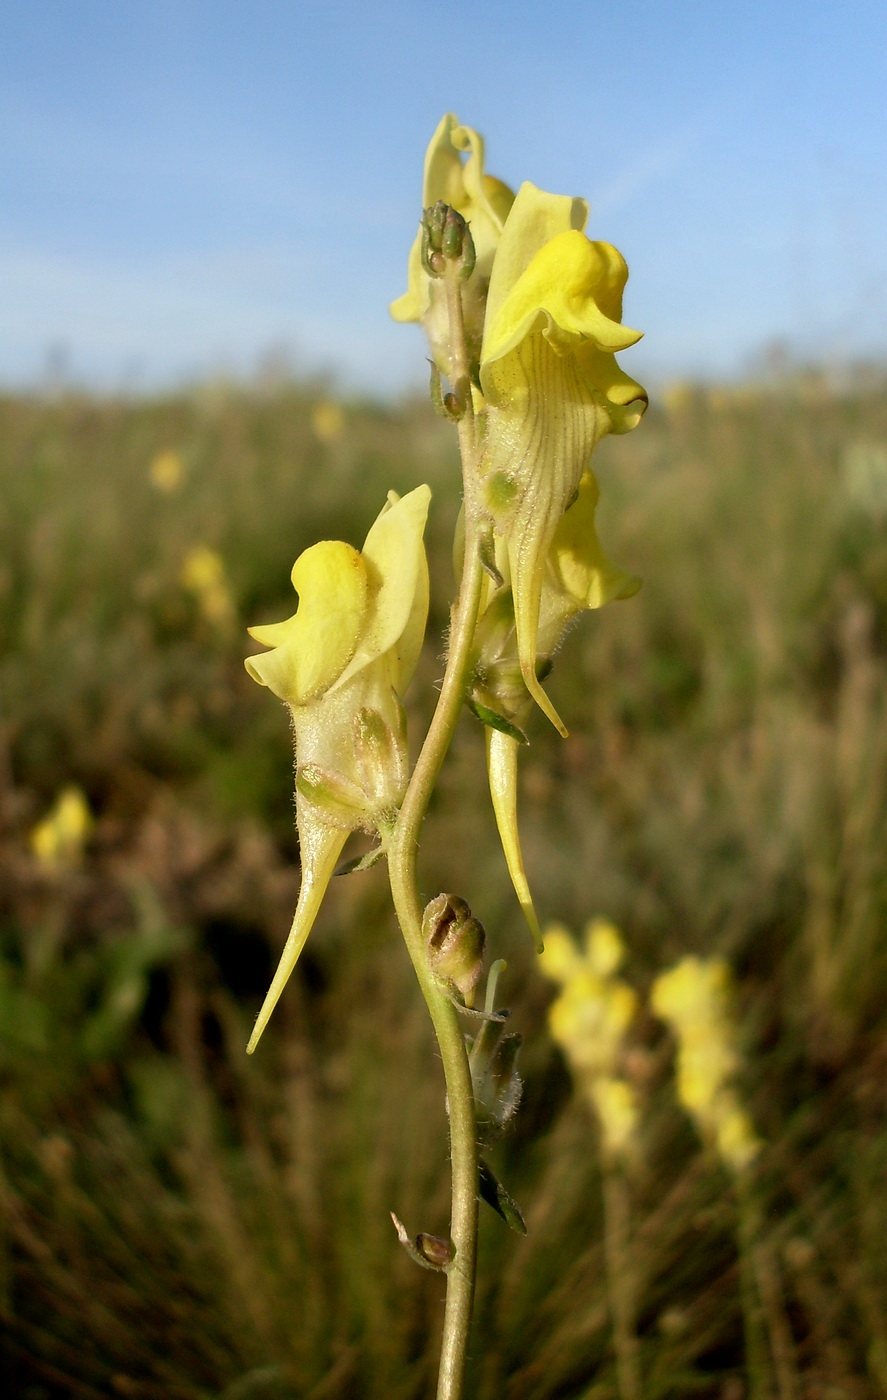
{"left": 244, "top": 485, "right": 431, "bottom": 1051}
{"left": 391, "top": 116, "right": 646, "bottom": 946}
{"left": 30, "top": 786, "right": 93, "bottom": 869}
{"left": 477, "top": 183, "right": 647, "bottom": 735}
{"left": 181, "top": 545, "right": 235, "bottom": 626}
{"left": 652, "top": 957, "right": 762, "bottom": 1174}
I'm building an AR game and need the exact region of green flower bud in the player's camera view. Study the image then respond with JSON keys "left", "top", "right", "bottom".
{"left": 416, "top": 1233, "right": 454, "bottom": 1269}
{"left": 421, "top": 201, "right": 476, "bottom": 281}
{"left": 424, "top": 894, "right": 486, "bottom": 1008}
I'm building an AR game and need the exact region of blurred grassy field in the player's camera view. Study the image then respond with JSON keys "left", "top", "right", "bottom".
{"left": 1, "top": 370, "right": 887, "bottom": 1399}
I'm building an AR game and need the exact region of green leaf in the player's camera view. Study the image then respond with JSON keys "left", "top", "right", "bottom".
{"left": 467, "top": 698, "right": 528, "bottom": 745}
{"left": 478, "top": 1158, "right": 527, "bottom": 1235}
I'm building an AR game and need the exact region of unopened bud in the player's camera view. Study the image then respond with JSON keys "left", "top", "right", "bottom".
{"left": 424, "top": 893, "right": 486, "bottom": 1008}
{"left": 420, "top": 201, "right": 476, "bottom": 281}
{"left": 416, "top": 1233, "right": 454, "bottom": 1269}
{"left": 390, "top": 1211, "right": 454, "bottom": 1272}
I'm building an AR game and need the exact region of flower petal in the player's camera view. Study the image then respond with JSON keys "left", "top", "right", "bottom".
{"left": 246, "top": 540, "right": 367, "bottom": 706}
{"left": 390, "top": 114, "right": 514, "bottom": 326}
{"left": 330, "top": 484, "right": 431, "bottom": 692}
{"left": 482, "top": 182, "right": 588, "bottom": 357}
{"left": 543, "top": 470, "right": 640, "bottom": 626}
{"left": 483, "top": 231, "right": 641, "bottom": 381}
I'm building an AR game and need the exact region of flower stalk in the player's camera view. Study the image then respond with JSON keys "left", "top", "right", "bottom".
{"left": 388, "top": 234, "right": 486, "bottom": 1400}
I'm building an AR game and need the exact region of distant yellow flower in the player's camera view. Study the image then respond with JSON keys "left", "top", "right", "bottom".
{"left": 245, "top": 485, "right": 431, "bottom": 1051}
{"left": 180, "top": 546, "right": 235, "bottom": 626}
{"left": 652, "top": 957, "right": 762, "bottom": 1174}
{"left": 590, "top": 1075, "right": 640, "bottom": 1158}
{"left": 311, "top": 400, "right": 345, "bottom": 445}
{"left": 541, "top": 919, "right": 639, "bottom": 1159}
{"left": 149, "top": 449, "right": 185, "bottom": 494}
{"left": 31, "top": 786, "right": 93, "bottom": 868}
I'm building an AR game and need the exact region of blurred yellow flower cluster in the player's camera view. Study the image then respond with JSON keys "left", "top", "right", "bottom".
{"left": 651, "top": 957, "right": 761, "bottom": 1174}
{"left": 180, "top": 545, "right": 235, "bottom": 627}
{"left": 30, "top": 786, "right": 93, "bottom": 869}
{"left": 540, "top": 919, "right": 639, "bottom": 1159}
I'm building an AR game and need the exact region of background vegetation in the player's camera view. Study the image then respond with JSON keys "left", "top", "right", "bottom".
{"left": 2, "top": 368, "right": 887, "bottom": 1399}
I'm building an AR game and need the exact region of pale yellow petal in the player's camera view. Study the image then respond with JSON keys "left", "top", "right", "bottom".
{"left": 331, "top": 484, "right": 431, "bottom": 691}
{"left": 483, "top": 231, "right": 641, "bottom": 380}
{"left": 483, "top": 182, "right": 588, "bottom": 353}
{"left": 245, "top": 540, "right": 367, "bottom": 706}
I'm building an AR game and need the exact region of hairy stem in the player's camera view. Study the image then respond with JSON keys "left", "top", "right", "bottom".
{"left": 388, "top": 268, "right": 485, "bottom": 1400}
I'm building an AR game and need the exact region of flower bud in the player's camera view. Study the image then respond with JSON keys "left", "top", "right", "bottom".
{"left": 421, "top": 201, "right": 476, "bottom": 281}
{"left": 424, "top": 894, "right": 486, "bottom": 1008}
{"left": 416, "top": 1233, "right": 454, "bottom": 1269}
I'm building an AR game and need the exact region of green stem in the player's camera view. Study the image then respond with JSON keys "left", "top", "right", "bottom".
{"left": 388, "top": 268, "right": 486, "bottom": 1400}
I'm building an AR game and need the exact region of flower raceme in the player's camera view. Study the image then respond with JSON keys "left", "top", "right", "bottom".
{"left": 244, "top": 485, "right": 431, "bottom": 1051}
{"left": 392, "top": 115, "right": 646, "bottom": 945}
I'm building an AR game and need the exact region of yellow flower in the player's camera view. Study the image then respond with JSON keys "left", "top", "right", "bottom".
{"left": 652, "top": 956, "right": 763, "bottom": 1174}
{"left": 181, "top": 545, "right": 235, "bottom": 626}
{"left": 390, "top": 113, "right": 514, "bottom": 378}
{"left": 31, "top": 786, "right": 93, "bottom": 868}
{"left": 542, "top": 920, "right": 635, "bottom": 1075}
{"left": 149, "top": 448, "right": 185, "bottom": 494}
{"left": 651, "top": 957, "right": 732, "bottom": 1034}
{"left": 541, "top": 920, "right": 639, "bottom": 1159}
{"left": 245, "top": 485, "right": 431, "bottom": 1051}
{"left": 473, "top": 473, "right": 638, "bottom": 942}
{"left": 478, "top": 183, "right": 647, "bottom": 734}
{"left": 311, "top": 399, "right": 345, "bottom": 444}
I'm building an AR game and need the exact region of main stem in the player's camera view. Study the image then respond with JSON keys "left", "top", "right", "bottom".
{"left": 388, "top": 270, "right": 485, "bottom": 1400}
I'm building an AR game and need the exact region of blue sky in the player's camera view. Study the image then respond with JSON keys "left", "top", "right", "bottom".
{"left": 1, "top": 0, "right": 885, "bottom": 393}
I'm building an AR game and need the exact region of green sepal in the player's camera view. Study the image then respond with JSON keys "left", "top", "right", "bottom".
{"left": 334, "top": 845, "right": 386, "bottom": 876}
{"left": 478, "top": 1158, "right": 528, "bottom": 1235}
{"left": 467, "top": 698, "right": 529, "bottom": 745}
